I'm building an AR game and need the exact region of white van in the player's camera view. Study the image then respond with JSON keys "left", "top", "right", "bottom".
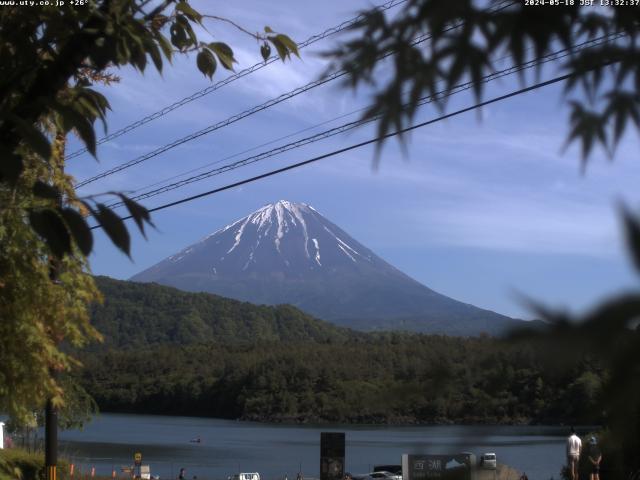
{"left": 231, "top": 473, "right": 261, "bottom": 480}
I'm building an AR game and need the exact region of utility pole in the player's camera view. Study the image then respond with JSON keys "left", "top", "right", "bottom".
{"left": 45, "top": 390, "right": 58, "bottom": 480}
{"left": 45, "top": 131, "right": 66, "bottom": 480}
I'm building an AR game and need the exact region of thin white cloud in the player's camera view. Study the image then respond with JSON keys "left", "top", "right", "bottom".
{"left": 404, "top": 196, "right": 621, "bottom": 256}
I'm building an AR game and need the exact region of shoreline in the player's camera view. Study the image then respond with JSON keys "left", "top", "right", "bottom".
{"left": 56, "top": 415, "right": 566, "bottom": 480}
{"left": 90, "top": 409, "right": 593, "bottom": 429}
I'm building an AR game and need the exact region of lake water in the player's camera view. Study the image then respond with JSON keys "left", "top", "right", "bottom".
{"left": 59, "top": 414, "right": 570, "bottom": 480}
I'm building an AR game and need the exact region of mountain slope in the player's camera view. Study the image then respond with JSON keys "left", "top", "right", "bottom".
{"left": 131, "top": 200, "right": 520, "bottom": 336}
{"left": 90, "top": 276, "right": 355, "bottom": 349}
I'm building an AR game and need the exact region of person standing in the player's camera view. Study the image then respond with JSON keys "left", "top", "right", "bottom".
{"left": 588, "top": 437, "right": 602, "bottom": 480}
{"left": 178, "top": 468, "right": 186, "bottom": 480}
{"left": 567, "top": 427, "right": 582, "bottom": 480}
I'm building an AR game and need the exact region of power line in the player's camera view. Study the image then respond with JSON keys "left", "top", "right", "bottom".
{"left": 75, "top": 65, "right": 354, "bottom": 187}
{"left": 90, "top": 71, "right": 582, "bottom": 231}
{"left": 76, "top": 32, "right": 436, "bottom": 188}
{"left": 118, "top": 24, "right": 525, "bottom": 200}
{"left": 66, "top": 0, "right": 409, "bottom": 160}
{"left": 127, "top": 107, "right": 372, "bottom": 196}
{"left": 75, "top": 0, "right": 519, "bottom": 188}
{"left": 120, "top": 37, "right": 513, "bottom": 198}
{"left": 104, "top": 33, "right": 623, "bottom": 210}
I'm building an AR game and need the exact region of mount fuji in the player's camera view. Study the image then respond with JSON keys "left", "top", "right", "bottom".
{"left": 131, "top": 200, "right": 523, "bottom": 335}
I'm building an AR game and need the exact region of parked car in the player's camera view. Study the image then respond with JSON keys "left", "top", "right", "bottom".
{"left": 373, "top": 466, "right": 402, "bottom": 476}
{"left": 479, "top": 453, "right": 497, "bottom": 469}
{"left": 231, "top": 473, "right": 261, "bottom": 480}
{"left": 362, "top": 471, "right": 402, "bottom": 480}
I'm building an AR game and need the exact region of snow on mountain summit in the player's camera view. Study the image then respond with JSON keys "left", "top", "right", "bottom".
{"left": 224, "top": 200, "right": 316, "bottom": 256}
{"left": 138, "top": 200, "right": 376, "bottom": 284}
{"left": 131, "top": 200, "right": 517, "bottom": 335}
{"left": 198, "top": 200, "right": 371, "bottom": 272}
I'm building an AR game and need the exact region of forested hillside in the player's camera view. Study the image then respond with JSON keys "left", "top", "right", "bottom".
{"left": 90, "top": 276, "right": 355, "bottom": 348}
{"left": 77, "top": 335, "right": 604, "bottom": 425}
{"left": 80, "top": 277, "right": 604, "bottom": 425}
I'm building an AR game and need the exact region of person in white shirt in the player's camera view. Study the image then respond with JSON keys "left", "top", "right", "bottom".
{"left": 566, "top": 427, "right": 582, "bottom": 480}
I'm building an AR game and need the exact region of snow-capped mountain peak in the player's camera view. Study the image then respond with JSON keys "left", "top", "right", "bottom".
{"left": 187, "top": 200, "right": 371, "bottom": 271}
{"left": 140, "top": 201, "right": 375, "bottom": 285}
{"left": 131, "top": 200, "right": 516, "bottom": 335}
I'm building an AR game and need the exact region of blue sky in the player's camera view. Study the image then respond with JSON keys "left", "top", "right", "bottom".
{"left": 67, "top": 0, "right": 640, "bottom": 320}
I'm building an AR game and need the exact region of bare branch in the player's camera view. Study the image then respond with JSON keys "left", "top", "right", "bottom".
{"left": 201, "top": 14, "right": 264, "bottom": 41}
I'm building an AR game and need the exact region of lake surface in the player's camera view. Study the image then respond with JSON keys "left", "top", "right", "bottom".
{"left": 59, "top": 414, "right": 570, "bottom": 480}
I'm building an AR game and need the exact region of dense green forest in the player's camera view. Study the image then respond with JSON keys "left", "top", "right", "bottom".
{"left": 78, "top": 278, "right": 604, "bottom": 425}
{"left": 77, "top": 337, "right": 604, "bottom": 425}
{"left": 90, "top": 276, "right": 355, "bottom": 348}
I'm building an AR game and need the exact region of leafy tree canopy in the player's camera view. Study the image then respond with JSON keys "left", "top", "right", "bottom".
{"left": 0, "top": 0, "right": 298, "bottom": 257}
{"left": 0, "top": 0, "right": 298, "bottom": 423}
{"left": 77, "top": 332, "right": 607, "bottom": 426}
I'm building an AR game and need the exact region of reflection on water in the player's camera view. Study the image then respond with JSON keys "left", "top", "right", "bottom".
{"left": 59, "top": 414, "right": 569, "bottom": 480}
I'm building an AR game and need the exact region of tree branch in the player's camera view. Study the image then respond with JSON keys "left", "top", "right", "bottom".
{"left": 201, "top": 14, "right": 263, "bottom": 41}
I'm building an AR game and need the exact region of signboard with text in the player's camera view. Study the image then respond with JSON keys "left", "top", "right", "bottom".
{"left": 401, "top": 454, "right": 475, "bottom": 480}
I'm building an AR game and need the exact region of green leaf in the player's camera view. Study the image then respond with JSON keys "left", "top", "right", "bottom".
{"left": 131, "top": 43, "right": 148, "bottom": 72}
{"left": 28, "top": 209, "right": 71, "bottom": 259}
{"left": 196, "top": 48, "right": 216, "bottom": 79}
{"left": 32, "top": 181, "right": 60, "bottom": 200}
{"left": 208, "top": 42, "right": 236, "bottom": 70}
{"left": 75, "top": 95, "right": 101, "bottom": 122}
{"left": 60, "top": 207, "right": 93, "bottom": 256}
{"left": 268, "top": 36, "right": 288, "bottom": 62}
{"left": 147, "top": 41, "right": 163, "bottom": 72}
{"left": 94, "top": 204, "right": 131, "bottom": 257}
{"left": 260, "top": 43, "right": 271, "bottom": 62}
{"left": 170, "top": 23, "right": 188, "bottom": 50}
{"left": 9, "top": 114, "right": 51, "bottom": 160}
{"left": 264, "top": 26, "right": 274, "bottom": 33}
{"left": 176, "top": 15, "right": 197, "bottom": 47}
{"left": 75, "top": 88, "right": 110, "bottom": 134}
{"left": 154, "top": 32, "right": 174, "bottom": 62}
{"left": 55, "top": 102, "right": 98, "bottom": 157}
{"left": 604, "top": 91, "right": 640, "bottom": 148}
{"left": 275, "top": 34, "right": 299, "bottom": 58}
{"left": 116, "top": 34, "right": 131, "bottom": 64}
{"left": 175, "top": 1, "right": 202, "bottom": 24}
{"left": 118, "top": 194, "right": 154, "bottom": 238}
{"left": 565, "top": 102, "right": 608, "bottom": 163}
{"left": 151, "top": 14, "right": 169, "bottom": 31}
